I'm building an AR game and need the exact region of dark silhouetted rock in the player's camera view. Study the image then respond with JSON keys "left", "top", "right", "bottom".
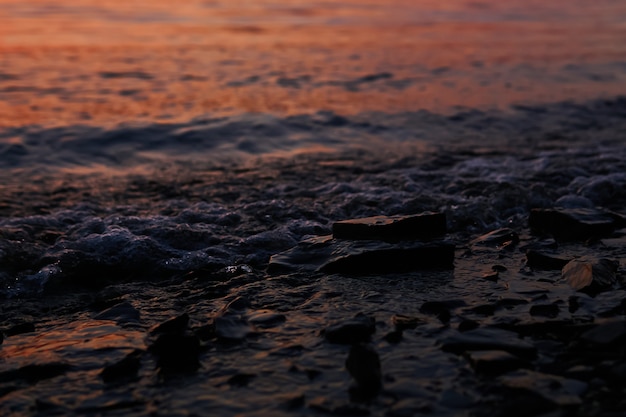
{"left": 470, "top": 228, "right": 519, "bottom": 249}
{"left": 498, "top": 370, "right": 587, "bottom": 407}
{"left": 525, "top": 249, "right": 571, "bottom": 270}
{"left": 529, "top": 207, "right": 617, "bottom": 240}
{"left": 148, "top": 333, "right": 200, "bottom": 372}
{"left": 149, "top": 313, "right": 189, "bottom": 335}
{"left": 94, "top": 302, "right": 141, "bottom": 325}
{"left": 322, "top": 242, "right": 455, "bottom": 274}
{"left": 384, "top": 330, "right": 403, "bottom": 344}
{"left": 529, "top": 303, "right": 560, "bottom": 318}
{"left": 458, "top": 320, "right": 480, "bottom": 332}
{"left": 332, "top": 212, "right": 446, "bottom": 241}
{"left": 441, "top": 327, "right": 537, "bottom": 359}
{"left": 562, "top": 258, "right": 619, "bottom": 295}
{"left": 465, "top": 350, "right": 528, "bottom": 375}
{"left": 100, "top": 349, "right": 143, "bottom": 383}
{"left": 325, "top": 314, "right": 375, "bottom": 344}
{"left": 345, "top": 343, "right": 382, "bottom": 396}
{"left": 5, "top": 322, "right": 35, "bottom": 337}
{"left": 269, "top": 235, "right": 455, "bottom": 275}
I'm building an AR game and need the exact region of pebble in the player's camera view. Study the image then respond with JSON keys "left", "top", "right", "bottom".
{"left": 345, "top": 343, "right": 382, "bottom": 395}
{"left": 562, "top": 257, "right": 619, "bottom": 295}
{"left": 325, "top": 314, "right": 376, "bottom": 345}
{"left": 332, "top": 212, "right": 447, "bottom": 241}
{"left": 440, "top": 327, "right": 537, "bottom": 359}
{"left": 529, "top": 207, "right": 617, "bottom": 240}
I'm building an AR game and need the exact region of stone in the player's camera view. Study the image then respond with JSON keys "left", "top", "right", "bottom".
{"left": 0, "top": 362, "right": 71, "bottom": 384}
{"left": 325, "top": 314, "right": 375, "bottom": 344}
{"left": 149, "top": 313, "right": 189, "bottom": 335}
{"left": 345, "top": 343, "right": 382, "bottom": 395}
{"left": 148, "top": 333, "right": 200, "bottom": 372}
{"left": 470, "top": 228, "right": 519, "bottom": 249}
{"left": 440, "top": 327, "right": 537, "bottom": 359}
{"left": 391, "top": 314, "right": 424, "bottom": 330}
{"left": 465, "top": 350, "right": 528, "bottom": 375}
{"left": 498, "top": 370, "right": 588, "bottom": 407}
{"left": 580, "top": 320, "right": 626, "bottom": 346}
{"left": 269, "top": 235, "right": 455, "bottom": 275}
{"left": 94, "top": 302, "right": 141, "bottom": 325}
{"left": 100, "top": 349, "right": 143, "bottom": 383}
{"left": 332, "top": 212, "right": 446, "bottom": 241}
{"left": 529, "top": 207, "right": 618, "bottom": 240}
{"left": 529, "top": 303, "right": 560, "bottom": 318}
{"left": 525, "top": 249, "right": 571, "bottom": 270}
{"left": 562, "top": 258, "right": 619, "bottom": 295}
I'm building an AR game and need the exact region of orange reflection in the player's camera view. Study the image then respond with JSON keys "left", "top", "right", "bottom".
{"left": 0, "top": 0, "right": 625, "bottom": 128}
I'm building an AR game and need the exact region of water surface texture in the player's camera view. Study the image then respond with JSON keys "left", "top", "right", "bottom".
{"left": 1, "top": 2, "right": 626, "bottom": 417}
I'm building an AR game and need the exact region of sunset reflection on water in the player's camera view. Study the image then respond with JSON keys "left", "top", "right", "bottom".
{"left": 1, "top": 0, "right": 625, "bottom": 128}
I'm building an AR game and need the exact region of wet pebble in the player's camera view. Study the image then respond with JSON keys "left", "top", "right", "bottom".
{"left": 562, "top": 257, "right": 619, "bottom": 295}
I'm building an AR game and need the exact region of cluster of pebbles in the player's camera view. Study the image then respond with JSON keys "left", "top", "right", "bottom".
{"left": 1, "top": 203, "right": 624, "bottom": 416}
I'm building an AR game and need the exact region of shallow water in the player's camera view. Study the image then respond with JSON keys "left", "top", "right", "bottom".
{"left": 1, "top": 1, "right": 626, "bottom": 416}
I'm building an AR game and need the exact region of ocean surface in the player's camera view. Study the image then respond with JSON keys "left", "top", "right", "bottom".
{"left": 1, "top": 1, "right": 626, "bottom": 416}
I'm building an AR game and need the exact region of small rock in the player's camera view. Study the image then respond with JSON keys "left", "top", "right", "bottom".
{"left": 345, "top": 343, "right": 382, "bottom": 395}
{"left": 529, "top": 207, "right": 617, "bottom": 240}
{"left": 227, "top": 373, "right": 256, "bottom": 387}
{"left": 465, "top": 350, "right": 528, "bottom": 375}
{"left": 148, "top": 333, "right": 200, "bottom": 372}
{"left": 580, "top": 320, "right": 626, "bottom": 346}
{"left": 529, "top": 303, "right": 560, "bottom": 318}
{"left": 384, "top": 330, "right": 403, "bottom": 344}
{"left": 391, "top": 314, "right": 424, "bottom": 330}
{"left": 471, "top": 228, "right": 519, "bottom": 249}
{"left": 440, "top": 327, "right": 537, "bottom": 359}
{"left": 94, "top": 302, "right": 141, "bottom": 325}
{"left": 325, "top": 314, "right": 375, "bottom": 344}
{"left": 0, "top": 362, "right": 71, "bottom": 384}
{"left": 332, "top": 212, "right": 446, "bottom": 241}
{"left": 498, "top": 370, "right": 587, "bottom": 407}
{"left": 525, "top": 249, "right": 571, "bottom": 270}
{"left": 149, "top": 313, "right": 189, "bottom": 335}
{"left": 247, "top": 310, "right": 286, "bottom": 329}
{"left": 562, "top": 258, "right": 619, "bottom": 295}
{"left": 100, "top": 349, "right": 143, "bottom": 383}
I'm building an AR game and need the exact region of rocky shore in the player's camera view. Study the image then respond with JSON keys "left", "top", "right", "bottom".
{"left": 1, "top": 200, "right": 624, "bottom": 416}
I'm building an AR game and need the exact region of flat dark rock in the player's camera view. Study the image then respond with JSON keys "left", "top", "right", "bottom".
{"left": 269, "top": 235, "right": 455, "bottom": 275}
{"left": 498, "top": 370, "right": 587, "bottom": 407}
{"left": 325, "top": 314, "right": 375, "bottom": 345}
{"left": 525, "top": 249, "right": 571, "bottom": 270}
{"left": 440, "top": 327, "right": 537, "bottom": 359}
{"left": 465, "top": 350, "right": 529, "bottom": 375}
{"left": 529, "top": 207, "right": 617, "bottom": 240}
{"left": 332, "top": 212, "right": 446, "bottom": 241}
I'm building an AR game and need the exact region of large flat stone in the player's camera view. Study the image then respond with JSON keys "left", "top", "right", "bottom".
{"left": 268, "top": 235, "right": 454, "bottom": 275}
{"left": 332, "top": 212, "right": 446, "bottom": 241}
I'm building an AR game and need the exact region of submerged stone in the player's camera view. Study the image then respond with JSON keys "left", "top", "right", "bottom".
{"left": 529, "top": 207, "right": 617, "bottom": 240}
{"left": 332, "top": 212, "right": 446, "bottom": 241}
{"left": 94, "top": 302, "right": 141, "bottom": 325}
{"left": 148, "top": 333, "right": 200, "bottom": 372}
{"left": 440, "top": 327, "right": 537, "bottom": 359}
{"left": 325, "top": 314, "right": 375, "bottom": 345}
{"left": 498, "top": 370, "right": 587, "bottom": 407}
{"left": 525, "top": 249, "right": 570, "bottom": 270}
{"left": 269, "top": 235, "right": 455, "bottom": 275}
{"left": 562, "top": 258, "right": 619, "bottom": 295}
{"left": 580, "top": 320, "right": 626, "bottom": 346}
{"left": 465, "top": 350, "right": 528, "bottom": 376}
